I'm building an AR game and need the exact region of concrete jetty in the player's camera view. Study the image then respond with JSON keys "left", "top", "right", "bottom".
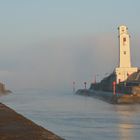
{"left": 0, "top": 103, "right": 64, "bottom": 140}
{"left": 76, "top": 89, "right": 140, "bottom": 104}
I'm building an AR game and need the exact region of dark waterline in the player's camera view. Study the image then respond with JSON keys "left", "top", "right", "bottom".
{"left": 1, "top": 90, "right": 140, "bottom": 140}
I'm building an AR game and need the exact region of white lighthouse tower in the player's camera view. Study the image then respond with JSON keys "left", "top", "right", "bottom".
{"left": 115, "top": 25, "right": 138, "bottom": 83}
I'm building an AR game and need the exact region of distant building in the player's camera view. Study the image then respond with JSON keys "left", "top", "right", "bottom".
{"left": 115, "top": 25, "right": 138, "bottom": 83}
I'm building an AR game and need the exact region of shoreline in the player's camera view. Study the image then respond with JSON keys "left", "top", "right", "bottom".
{"left": 0, "top": 103, "right": 64, "bottom": 140}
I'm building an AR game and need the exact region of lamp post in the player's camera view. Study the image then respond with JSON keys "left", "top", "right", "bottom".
{"left": 73, "top": 81, "right": 75, "bottom": 92}
{"left": 95, "top": 74, "right": 99, "bottom": 83}
{"left": 84, "top": 82, "right": 87, "bottom": 89}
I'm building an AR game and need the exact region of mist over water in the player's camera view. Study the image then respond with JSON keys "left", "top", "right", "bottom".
{"left": 1, "top": 90, "right": 140, "bottom": 140}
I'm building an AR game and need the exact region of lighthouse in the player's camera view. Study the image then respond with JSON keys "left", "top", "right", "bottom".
{"left": 115, "top": 25, "right": 138, "bottom": 83}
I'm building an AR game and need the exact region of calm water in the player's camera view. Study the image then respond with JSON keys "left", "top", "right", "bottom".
{"left": 1, "top": 90, "right": 140, "bottom": 140}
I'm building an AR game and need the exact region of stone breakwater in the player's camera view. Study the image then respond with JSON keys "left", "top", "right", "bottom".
{"left": 76, "top": 89, "right": 140, "bottom": 104}
{"left": 0, "top": 103, "right": 64, "bottom": 140}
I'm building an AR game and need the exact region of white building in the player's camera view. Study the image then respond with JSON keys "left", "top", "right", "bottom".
{"left": 115, "top": 25, "right": 138, "bottom": 83}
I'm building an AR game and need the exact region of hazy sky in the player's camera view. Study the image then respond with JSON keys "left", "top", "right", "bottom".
{"left": 0, "top": 0, "right": 140, "bottom": 91}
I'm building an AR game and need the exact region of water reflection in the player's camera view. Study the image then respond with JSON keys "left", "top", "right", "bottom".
{"left": 1, "top": 91, "right": 140, "bottom": 140}
{"left": 114, "top": 105, "right": 139, "bottom": 140}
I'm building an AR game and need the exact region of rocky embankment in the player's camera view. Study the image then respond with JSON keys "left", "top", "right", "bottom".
{"left": 0, "top": 82, "right": 11, "bottom": 95}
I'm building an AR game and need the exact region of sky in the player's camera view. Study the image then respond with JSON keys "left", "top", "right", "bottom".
{"left": 0, "top": 0, "right": 140, "bottom": 92}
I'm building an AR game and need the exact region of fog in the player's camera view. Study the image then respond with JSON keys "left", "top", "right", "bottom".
{"left": 0, "top": 1, "right": 140, "bottom": 92}
{"left": 1, "top": 32, "right": 139, "bottom": 92}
